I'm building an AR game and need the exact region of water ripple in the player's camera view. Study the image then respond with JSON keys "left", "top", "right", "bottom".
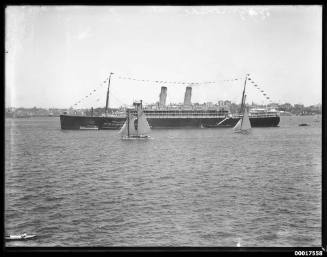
{"left": 5, "top": 116, "right": 321, "bottom": 247}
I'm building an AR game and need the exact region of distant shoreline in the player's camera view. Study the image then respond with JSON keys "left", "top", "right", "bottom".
{"left": 5, "top": 115, "right": 60, "bottom": 119}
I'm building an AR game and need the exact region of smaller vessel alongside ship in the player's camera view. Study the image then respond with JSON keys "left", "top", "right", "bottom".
{"left": 79, "top": 119, "right": 99, "bottom": 130}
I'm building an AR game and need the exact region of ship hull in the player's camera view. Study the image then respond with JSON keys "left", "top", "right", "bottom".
{"left": 248, "top": 116, "right": 280, "bottom": 127}
{"left": 60, "top": 115, "right": 126, "bottom": 130}
{"left": 60, "top": 115, "right": 280, "bottom": 130}
{"left": 147, "top": 117, "right": 224, "bottom": 128}
{"left": 217, "top": 116, "right": 280, "bottom": 128}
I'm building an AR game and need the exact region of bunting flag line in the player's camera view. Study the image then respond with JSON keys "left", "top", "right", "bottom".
{"left": 115, "top": 74, "right": 244, "bottom": 85}
{"left": 70, "top": 78, "right": 110, "bottom": 109}
{"left": 248, "top": 76, "right": 274, "bottom": 104}
{"left": 71, "top": 74, "right": 273, "bottom": 109}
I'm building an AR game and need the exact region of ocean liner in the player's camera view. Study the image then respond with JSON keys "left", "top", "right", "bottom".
{"left": 60, "top": 75, "right": 280, "bottom": 130}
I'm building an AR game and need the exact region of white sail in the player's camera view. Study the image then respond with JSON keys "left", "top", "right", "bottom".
{"left": 233, "top": 108, "right": 251, "bottom": 132}
{"left": 120, "top": 102, "right": 151, "bottom": 138}
{"left": 128, "top": 116, "right": 137, "bottom": 135}
{"left": 119, "top": 115, "right": 137, "bottom": 136}
{"left": 233, "top": 118, "right": 242, "bottom": 131}
{"left": 137, "top": 111, "right": 151, "bottom": 135}
{"left": 119, "top": 121, "right": 128, "bottom": 136}
{"left": 241, "top": 108, "right": 251, "bottom": 130}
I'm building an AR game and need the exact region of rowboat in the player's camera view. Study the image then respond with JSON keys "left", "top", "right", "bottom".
{"left": 5, "top": 233, "right": 36, "bottom": 241}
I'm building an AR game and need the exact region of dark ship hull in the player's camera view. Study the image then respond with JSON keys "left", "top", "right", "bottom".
{"left": 247, "top": 116, "right": 280, "bottom": 127}
{"left": 60, "top": 114, "right": 280, "bottom": 130}
{"left": 60, "top": 115, "right": 126, "bottom": 130}
{"left": 205, "top": 116, "right": 280, "bottom": 128}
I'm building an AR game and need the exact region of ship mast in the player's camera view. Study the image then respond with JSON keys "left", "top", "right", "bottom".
{"left": 105, "top": 72, "right": 114, "bottom": 116}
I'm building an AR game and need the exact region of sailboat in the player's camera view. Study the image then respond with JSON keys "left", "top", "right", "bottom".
{"left": 233, "top": 74, "right": 251, "bottom": 134}
{"left": 233, "top": 101, "right": 251, "bottom": 134}
{"left": 119, "top": 101, "right": 151, "bottom": 139}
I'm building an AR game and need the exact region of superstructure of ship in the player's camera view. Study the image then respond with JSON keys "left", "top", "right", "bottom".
{"left": 60, "top": 74, "right": 280, "bottom": 130}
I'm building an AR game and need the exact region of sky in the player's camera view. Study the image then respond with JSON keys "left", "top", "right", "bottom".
{"left": 5, "top": 5, "right": 322, "bottom": 108}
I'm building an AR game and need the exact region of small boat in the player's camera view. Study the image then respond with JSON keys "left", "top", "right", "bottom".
{"left": 313, "top": 116, "right": 320, "bottom": 122}
{"left": 233, "top": 74, "right": 251, "bottom": 134}
{"left": 299, "top": 123, "right": 309, "bottom": 126}
{"left": 79, "top": 125, "right": 98, "bottom": 130}
{"left": 119, "top": 101, "right": 151, "bottom": 139}
{"left": 5, "top": 233, "right": 36, "bottom": 241}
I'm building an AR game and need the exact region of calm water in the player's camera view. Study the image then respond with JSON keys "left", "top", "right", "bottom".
{"left": 5, "top": 115, "right": 321, "bottom": 247}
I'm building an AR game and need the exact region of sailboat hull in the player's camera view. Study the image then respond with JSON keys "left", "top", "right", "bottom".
{"left": 233, "top": 129, "right": 251, "bottom": 134}
{"left": 121, "top": 135, "right": 152, "bottom": 140}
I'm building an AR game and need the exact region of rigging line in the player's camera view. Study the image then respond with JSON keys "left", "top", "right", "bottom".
{"left": 71, "top": 80, "right": 109, "bottom": 108}
{"left": 109, "top": 89, "right": 129, "bottom": 106}
{"left": 110, "top": 94, "right": 127, "bottom": 106}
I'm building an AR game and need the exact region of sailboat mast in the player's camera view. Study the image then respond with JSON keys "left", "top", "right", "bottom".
{"left": 127, "top": 109, "right": 130, "bottom": 137}
{"left": 105, "top": 72, "right": 114, "bottom": 115}
{"left": 241, "top": 94, "right": 247, "bottom": 128}
{"left": 138, "top": 100, "right": 143, "bottom": 136}
{"left": 136, "top": 104, "right": 139, "bottom": 136}
{"left": 240, "top": 74, "right": 248, "bottom": 114}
